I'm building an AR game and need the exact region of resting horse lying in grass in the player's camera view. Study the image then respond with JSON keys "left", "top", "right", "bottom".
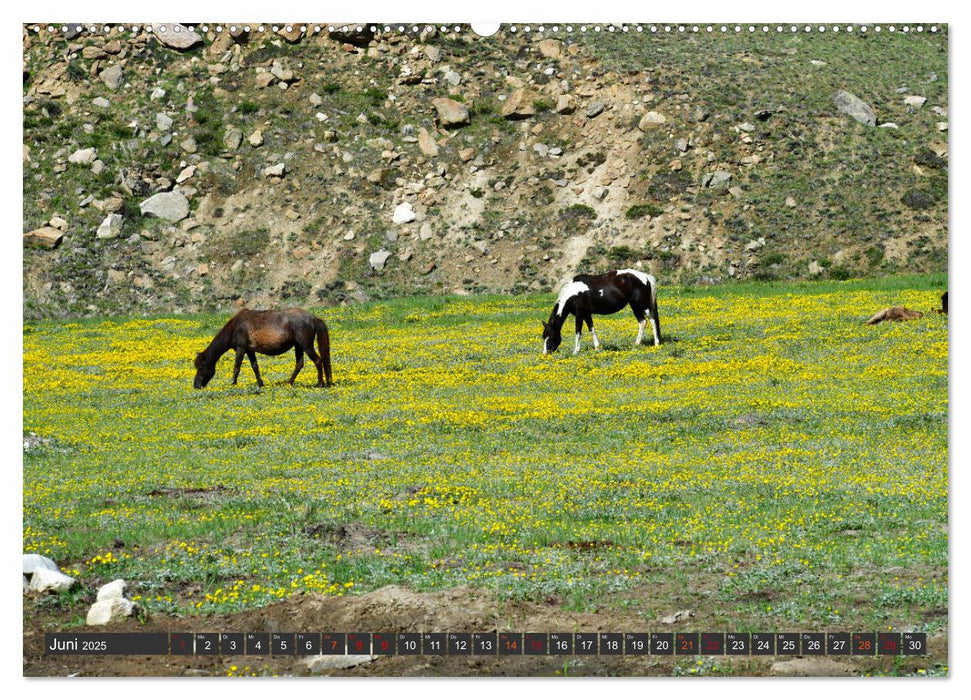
{"left": 542, "top": 269, "right": 661, "bottom": 354}
{"left": 194, "top": 308, "right": 333, "bottom": 388}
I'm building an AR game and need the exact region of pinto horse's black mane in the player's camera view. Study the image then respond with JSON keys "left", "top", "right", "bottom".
{"left": 542, "top": 269, "right": 661, "bottom": 354}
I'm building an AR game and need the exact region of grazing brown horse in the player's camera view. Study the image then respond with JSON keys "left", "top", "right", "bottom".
{"left": 194, "top": 308, "right": 333, "bottom": 389}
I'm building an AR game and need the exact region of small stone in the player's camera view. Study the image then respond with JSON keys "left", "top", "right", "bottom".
{"left": 419, "top": 223, "right": 434, "bottom": 241}
{"left": 224, "top": 127, "right": 243, "bottom": 151}
{"left": 809, "top": 260, "right": 824, "bottom": 276}
{"left": 180, "top": 136, "right": 197, "bottom": 153}
{"left": 458, "top": 148, "right": 475, "bottom": 162}
{"left": 156, "top": 113, "right": 173, "bottom": 131}
{"left": 537, "top": 38, "right": 562, "bottom": 59}
{"left": 431, "top": 98, "right": 470, "bottom": 128}
{"left": 586, "top": 101, "right": 605, "bottom": 118}
{"left": 176, "top": 165, "right": 196, "bottom": 183}
{"left": 92, "top": 97, "right": 110, "bottom": 109}
{"left": 151, "top": 87, "right": 166, "bottom": 100}
{"left": 263, "top": 163, "right": 286, "bottom": 177}
{"left": 501, "top": 89, "right": 536, "bottom": 119}
{"left": 903, "top": 95, "right": 927, "bottom": 108}
{"left": 393, "top": 202, "right": 417, "bottom": 224}
{"left": 49, "top": 216, "right": 69, "bottom": 231}
{"left": 417, "top": 128, "right": 439, "bottom": 157}
{"left": 638, "top": 111, "right": 667, "bottom": 130}
{"left": 785, "top": 196, "right": 797, "bottom": 207}
{"left": 556, "top": 94, "right": 575, "bottom": 114}
{"left": 833, "top": 90, "right": 876, "bottom": 127}
{"left": 249, "top": 129, "right": 264, "bottom": 147}
{"left": 69, "top": 148, "right": 97, "bottom": 165}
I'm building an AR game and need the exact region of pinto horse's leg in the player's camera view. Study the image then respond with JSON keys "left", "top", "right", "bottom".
{"left": 246, "top": 350, "right": 264, "bottom": 387}
{"left": 585, "top": 316, "right": 601, "bottom": 350}
{"left": 289, "top": 347, "right": 305, "bottom": 386}
{"left": 231, "top": 349, "right": 245, "bottom": 385}
{"left": 573, "top": 315, "right": 584, "bottom": 355}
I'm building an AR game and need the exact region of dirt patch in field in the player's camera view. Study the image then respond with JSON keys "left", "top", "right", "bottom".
{"left": 23, "top": 584, "right": 948, "bottom": 678}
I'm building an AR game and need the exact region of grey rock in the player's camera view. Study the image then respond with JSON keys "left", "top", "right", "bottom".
{"left": 301, "top": 655, "right": 376, "bottom": 673}
{"left": 263, "top": 163, "right": 286, "bottom": 177}
{"left": 586, "top": 101, "right": 605, "bottom": 118}
{"left": 703, "top": 170, "right": 732, "bottom": 194}
{"left": 151, "top": 87, "right": 166, "bottom": 100}
{"left": 100, "top": 64, "right": 124, "bottom": 90}
{"left": 808, "top": 260, "right": 824, "bottom": 276}
{"left": 443, "top": 70, "right": 462, "bottom": 86}
{"left": 23, "top": 554, "right": 59, "bottom": 576}
{"left": 369, "top": 249, "right": 392, "bottom": 271}
{"left": 156, "top": 113, "right": 173, "bottom": 131}
{"left": 833, "top": 90, "right": 876, "bottom": 127}
{"left": 903, "top": 95, "right": 927, "bottom": 108}
{"left": 556, "top": 94, "right": 575, "bottom": 114}
{"left": 96, "top": 213, "right": 124, "bottom": 239}
{"left": 533, "top": 143, "right": 549, "bottom": 157}
{"left": 92, "top": 97, "right": 110, "bottom": 109}
{"left": 472, "top": 240, "right": 489, "bottom": 255}
{"left": 154, "top": 24, "right": 203, "bottom": 50}
{"left": 139, "top": 191, "right": 190, "bottom": 223}
{"left": 68, "top": 148, "right": 97, "bottom": 165}
{"left": 224, "top": 127, "right": 243, "bottom": 151}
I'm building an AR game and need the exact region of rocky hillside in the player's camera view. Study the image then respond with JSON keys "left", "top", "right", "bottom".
{"left": 22, "top": 23, "right": 948, "bottom": 319}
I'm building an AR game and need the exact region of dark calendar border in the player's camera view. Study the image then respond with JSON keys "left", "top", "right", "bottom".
{"left": 43, "top": 632, "right": 928, "bottom": 656}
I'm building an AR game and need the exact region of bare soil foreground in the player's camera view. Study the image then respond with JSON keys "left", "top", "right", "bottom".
{"left": 24, "top": 584, "right": 946, "bottom": 677}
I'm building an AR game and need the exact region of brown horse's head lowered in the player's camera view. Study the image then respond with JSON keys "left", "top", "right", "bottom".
{"left": 193, "top": 308, "right": 333, "bottom": 389}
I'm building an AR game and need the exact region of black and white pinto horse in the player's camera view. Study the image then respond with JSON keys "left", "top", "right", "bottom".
{"left": 542, "top": 269, "right": 661, "bottom": 354}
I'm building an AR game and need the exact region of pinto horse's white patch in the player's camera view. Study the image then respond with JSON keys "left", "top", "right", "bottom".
{"left": 616, "top": 268, "right": 651, "bottom": 287}
{"left": 555, "top": 281, "right": 590, "bottom": 316}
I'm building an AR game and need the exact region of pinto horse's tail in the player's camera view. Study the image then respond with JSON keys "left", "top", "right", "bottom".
{"left": 314, "top": 318, "right": 333, "bottom": 386}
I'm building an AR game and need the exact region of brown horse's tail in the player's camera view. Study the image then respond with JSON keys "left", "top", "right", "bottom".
{"left": 315, "top": 318, "right": 333, "bottom": 387}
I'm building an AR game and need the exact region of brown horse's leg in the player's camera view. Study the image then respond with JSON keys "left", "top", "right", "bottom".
{"left": 231, "top": 350, "right": 245, "bottom": 385}
{"left": 289, "top": 347, "right": 305, "bottom": 385}
{"left": 246, "top": 350, "right": 264, "bottom": 387}
{"left": 304, "top": 345, "right": 324, "bottom": 387}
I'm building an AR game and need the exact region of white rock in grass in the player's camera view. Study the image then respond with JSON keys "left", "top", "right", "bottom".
{"left": 96, "top": 579, "right": 130, "bottom": 602}
{"left": 28, "top": 567, "right": 77, "bottom": 593}
{"left": 87, "top": 597, "right": 137, "bottom": 626}
{"left": 23, "top": 554, "right": 60, "bottom": 576}
{"left": 96, "top": 214, "right": 124, "bottom": 239}
{"left": 301, "top": 655, "right": 376, "bottom": 672}
{"left": 392, "top": 202, "right": 416, "bottom": 224}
